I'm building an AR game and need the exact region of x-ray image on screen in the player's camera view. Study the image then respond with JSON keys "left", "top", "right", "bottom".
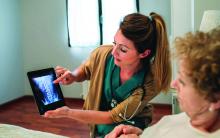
{"left": 32, "top": 74, "right": 61, "bottom": 105}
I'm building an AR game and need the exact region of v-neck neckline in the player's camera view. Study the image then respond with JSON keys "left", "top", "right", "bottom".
{"left": 104, "top": 55, "right": 146, "bottom": 103}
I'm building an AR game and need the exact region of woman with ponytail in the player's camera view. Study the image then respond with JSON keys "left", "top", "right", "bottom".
{"left": 44, "top": 12, "right": 171, "bottom": 138}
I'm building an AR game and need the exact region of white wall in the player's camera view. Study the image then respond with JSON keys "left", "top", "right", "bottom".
{"left": 171, "top": 0, "right": 220, "bottom": 37}
{"left": 0, "top": 0, "right": 24, "bottom": 104}
{"left": 171, "top": 0, "right": 194, "bottom": 38}
{"left": 139, "top": 0, "right": 171, "bottom": 36}
{"left": 194, "top": 0, "right": 220, "bottom": 30}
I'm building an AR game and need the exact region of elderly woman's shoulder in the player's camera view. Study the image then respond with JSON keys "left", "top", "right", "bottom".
{"left": 158, "top": 112, "right": 189, "bottom": 125}
{"left": 140, "top": 113, "right": 193, "bottom": 138}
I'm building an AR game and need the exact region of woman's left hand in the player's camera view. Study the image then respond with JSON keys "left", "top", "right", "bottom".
{"left": 44, "top": 106, "right": 70, "bottom": 118}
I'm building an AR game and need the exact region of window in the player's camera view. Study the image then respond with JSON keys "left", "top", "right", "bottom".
{"left": 67, "top": 0, "right": 138, "bottom": 47}
{"left": 67, "top": 0, "right": 100, "bottom": 47}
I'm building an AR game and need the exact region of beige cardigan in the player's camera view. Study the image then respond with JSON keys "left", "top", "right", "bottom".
{"left": 78, "top": 45, "right": 159, "bottom": 137}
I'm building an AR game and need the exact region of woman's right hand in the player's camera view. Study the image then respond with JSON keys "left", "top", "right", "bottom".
{"left": 53, "top": 66, "right": 75, "bottom": 85}
{"left": 44, "top": 106, "right": 70, "bottom": 118}
{"left": 105, "top": 124, "right": 142, "bottom": 138}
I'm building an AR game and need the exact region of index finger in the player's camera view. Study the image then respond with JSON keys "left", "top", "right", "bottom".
{"left": 53, "top": 74, "right": 66, "bottom": 84}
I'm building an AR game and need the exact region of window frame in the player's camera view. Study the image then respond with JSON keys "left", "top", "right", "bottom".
{"left": 66, "top": 0, "right": 139, "bottom": 47}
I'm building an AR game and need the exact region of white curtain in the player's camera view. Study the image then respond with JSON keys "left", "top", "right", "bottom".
{"left": 68, "top": 0, "right": 100, "bottom": 47}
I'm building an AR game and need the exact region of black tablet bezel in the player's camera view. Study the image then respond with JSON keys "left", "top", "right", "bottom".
{"left": 27, "top": 68, "right": 65, "bottom": 115}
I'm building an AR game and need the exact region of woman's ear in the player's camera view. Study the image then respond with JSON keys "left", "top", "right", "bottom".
{"left": 139, "top": 50, "right": 151, "bottom": 58}
{"left": 209, "top": 100, "right": 220, "bottom": 111}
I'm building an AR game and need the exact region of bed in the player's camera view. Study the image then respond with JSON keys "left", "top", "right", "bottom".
{"left": 0, "top": 124, "right": 68, "bottom": 138}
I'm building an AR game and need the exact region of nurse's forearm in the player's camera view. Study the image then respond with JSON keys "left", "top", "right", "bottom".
{"left": 67, "top": 109, "right": 113, "bottom": 124}
{"left": 71, "top": 67, "right": 87, "bottom": 82}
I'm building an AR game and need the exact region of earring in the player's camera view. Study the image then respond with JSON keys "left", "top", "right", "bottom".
{"left": 209, "top": 107, "right": 214, "bottom": 112}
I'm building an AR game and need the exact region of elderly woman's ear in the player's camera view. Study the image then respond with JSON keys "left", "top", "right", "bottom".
{"left": 210, "top": 99, "right": 220, "bottom": 111}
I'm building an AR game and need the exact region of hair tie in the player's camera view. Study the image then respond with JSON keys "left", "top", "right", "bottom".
{"left": 148, "top": 16, "right": 153, "bottom": 22}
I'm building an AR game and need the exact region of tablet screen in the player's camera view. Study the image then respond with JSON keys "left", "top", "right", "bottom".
{"left": 27, "top": 68, "right": 65, "bottom": 115}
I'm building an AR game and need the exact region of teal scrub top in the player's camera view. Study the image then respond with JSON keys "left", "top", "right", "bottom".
{"left": 96, "top": 55, "right": 147, "bottom": 137}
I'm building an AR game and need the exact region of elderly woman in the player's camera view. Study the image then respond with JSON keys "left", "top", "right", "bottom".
{"left": 105, "top": 27, "right": 220, "bottom": 138}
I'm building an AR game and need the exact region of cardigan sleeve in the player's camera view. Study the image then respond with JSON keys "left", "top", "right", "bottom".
{"left": 77, "top": 45, "right": 113, "bottom": 81}
{"left": 76, "top": 47, "right": 102, "bottom": 81}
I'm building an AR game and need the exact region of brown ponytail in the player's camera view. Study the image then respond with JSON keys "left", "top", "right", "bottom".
{"left": 150, "top": 12, "right": 171, "bottom": 92}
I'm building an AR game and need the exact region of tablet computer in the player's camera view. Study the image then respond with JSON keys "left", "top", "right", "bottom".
{"left": 27, "top": 68, "right": 65, "bottom": 115}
